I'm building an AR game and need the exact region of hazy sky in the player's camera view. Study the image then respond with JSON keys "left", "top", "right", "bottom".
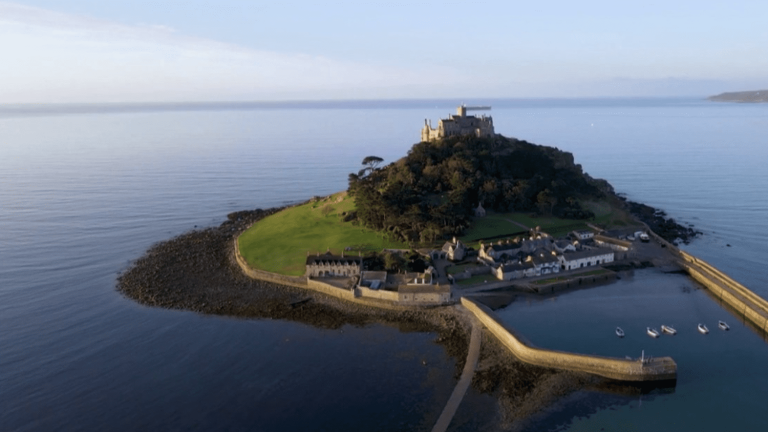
{"left": 2, "top": 0, "right": 767, "bottom": 102}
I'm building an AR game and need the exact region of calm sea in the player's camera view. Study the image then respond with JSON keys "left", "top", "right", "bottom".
{"left": 1, "top": 98, "right": 766, "bottom": 431}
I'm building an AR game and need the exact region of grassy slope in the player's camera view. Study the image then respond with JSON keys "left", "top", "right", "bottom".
{"left": 461, "top": 198, "right": 639, "bottom": 245}
{"left": 238, "top": 192, "right": 407, "bottom": 276}
{"left": 239, "top": 191, "right": 638, "bottom": 276}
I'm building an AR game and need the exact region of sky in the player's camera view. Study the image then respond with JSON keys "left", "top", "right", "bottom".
{"left": 1, "top": 0, "right": 767, "bottom": 103}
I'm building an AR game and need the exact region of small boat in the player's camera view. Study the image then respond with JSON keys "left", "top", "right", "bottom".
{"left": 719, "top": 321, "right": 730, "bottom": 331}
{"left": 616, "top": 327, "right": 625, "bottom": 338}
{"left": 661, "top": 325, "right": 677, "bottom": 335}
{"left": 698, "top": 323, "right": 709, "bottom": 334}
{"left": 647, "top": 327, "right": 660, "bottom": 338}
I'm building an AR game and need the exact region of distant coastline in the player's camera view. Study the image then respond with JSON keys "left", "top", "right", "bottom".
{"left": 708, "top": 90, "right": 768, "bottom": 103}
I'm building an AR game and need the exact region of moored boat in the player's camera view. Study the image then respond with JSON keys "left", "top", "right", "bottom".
{"left": 616, "top": 327, "right": 625, "bottom": 338}
{"left": 647, "top": 327, "right": 660, "bottom": 338}
{"left": 661, "top": 325, "right": 677, "bottom": 335}
{"left": 719, "top": 321, "right": 730, "bottom": 331}
{"left": 698, "top": 323, "right": 709, "bottom": 334}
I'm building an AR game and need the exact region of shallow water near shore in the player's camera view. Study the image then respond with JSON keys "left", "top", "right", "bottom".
{"left": 1, "top": 98, "right": 767, "bottom": 430}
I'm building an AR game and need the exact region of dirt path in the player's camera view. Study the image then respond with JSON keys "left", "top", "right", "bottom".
{"left": 431, "top": 312, "right": 482, "bottom": 432}
{"left": 504, "top": 218, "right": 529, "bottom": 230}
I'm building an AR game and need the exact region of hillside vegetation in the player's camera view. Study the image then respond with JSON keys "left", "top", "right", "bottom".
{"left": 348, "top": 135, "right": 612, "bottom": 242}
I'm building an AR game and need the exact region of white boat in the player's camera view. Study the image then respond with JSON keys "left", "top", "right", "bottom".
{"left": 616, "top": 327, "right": 625, "bottom": 338}
{"left": 647, "top": 327, "right": 660, "bottom": 338}
{"left": 698, "top": 323, "right": 709, "bottom": 334}
{"left": 719, "top": 321, "right": 730, "bottom": 331}
{"left": 661, "top": 325, "right": 677, "bottom": 335}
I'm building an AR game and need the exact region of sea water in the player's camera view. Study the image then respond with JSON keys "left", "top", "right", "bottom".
{"left": 0, "top": 98, "right": 766, "bottom": 431}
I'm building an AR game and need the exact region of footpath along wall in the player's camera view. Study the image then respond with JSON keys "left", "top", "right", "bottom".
{"left": 637, "top": 224, "right": 768, "bottom": 334}
{"left": 677, "top": 251, "right": 768, "bottom": 333}
{"left": 461, "top": 298, "right": 677, "bottom": 381}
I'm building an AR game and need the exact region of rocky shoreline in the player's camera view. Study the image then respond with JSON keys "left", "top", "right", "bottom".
{"left": 624, "top": 199, "right": 701, "bottom": 245}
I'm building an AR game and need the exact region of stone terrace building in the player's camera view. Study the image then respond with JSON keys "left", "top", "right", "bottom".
{"left": 560, "top": 248, "right": 614, "bottom": 271}
{"left": 305, "top": 252, "right": 362, "bottom": 277}
{"left": 421, "top": 105, "right": 495, "bottom": 142}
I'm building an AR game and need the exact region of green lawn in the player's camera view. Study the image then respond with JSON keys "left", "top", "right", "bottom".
{"left": 238, "top": 192, "right": 407, "bottom": 276}
{"left": 462, "top": 213, "right": 528, "bottom": 242}
{"left": 461, "top": 198, "right": 639, "bottom": 242}
{"left": 461, "top": 211, "right": 587, "bottom": 242}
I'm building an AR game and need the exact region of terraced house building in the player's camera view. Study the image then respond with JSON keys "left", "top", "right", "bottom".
{"left": 305, "top": 252, "right": 362, "bottom": 277}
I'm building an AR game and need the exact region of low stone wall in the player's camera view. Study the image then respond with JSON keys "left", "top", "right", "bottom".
{"left": 357, "top": 286, "right": 400, "bottom": 302}
{"left": 235, "top": 238, "right": 425, "bottom": 310}
{"left": 530, "top": 271, "right": 617, "bottom": 294}
{"left": 307, "top": 279, "right": 356, "bottom": 300}
{"left": 234, "top": 239, "right": 308, "bottom": 288}
{"left": 677, "top": 250, "right": 768, "bottom": 333}
{"left": 461, "top": 298, "right": 677, "bottom": 381}
{"left": 235, "top": 238, "right": 359, "bottom": 303}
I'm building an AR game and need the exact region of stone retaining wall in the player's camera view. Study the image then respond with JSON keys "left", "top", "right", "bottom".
{"left": 461, "top": 298, "right": 677, "bottom": 381}
{"left": 530, "top": 271, "right": 617, "bottom": 294}
{"left": 357, "top": 286, "right": 400, "bottom": 302}
{"left": 677, "top": 251, "right": 768, "bottom": 333}
{"left": 639, "top": 225, "right": 768, "bottom": 334}
{"left": 306, "top": 279, "right": 356, "bottom": 300}
{"left": 235, "top": 238, "right": 418, "bottom": 310}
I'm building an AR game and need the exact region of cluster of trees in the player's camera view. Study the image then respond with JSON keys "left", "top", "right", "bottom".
{"left": 365, "top": 250, "right": 429, "bottom": 273}
{"left": 348, "top": 135, "right": 602, "bottom": 242}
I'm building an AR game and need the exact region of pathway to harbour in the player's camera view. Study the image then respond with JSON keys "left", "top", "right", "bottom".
{"left": 431, "top": 310, "right": 482, "bottom": 432}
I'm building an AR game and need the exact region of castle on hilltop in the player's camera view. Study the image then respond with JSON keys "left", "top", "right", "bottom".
{"left": 421, "top": 104, "right": 495, "bottom": 142}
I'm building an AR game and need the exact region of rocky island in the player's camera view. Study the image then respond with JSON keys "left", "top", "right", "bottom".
{"left": 119, "top": 105, "right": 768, "bottom": 429}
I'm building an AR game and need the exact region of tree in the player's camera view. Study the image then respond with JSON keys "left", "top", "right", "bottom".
{"left": 358, "top": 156, "right": 384, "bottom": 178}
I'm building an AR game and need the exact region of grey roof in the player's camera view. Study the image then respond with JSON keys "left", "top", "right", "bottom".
{"left": 486, "top": 243, "right": 519, "bottom": 253}
{"left": 306, "top": 252, "right": 362, "bottom": 266}
{"left": 561, "top": 248, "right": 614, "bottom": 261}
{"left": 499, "top": 261, "right": 534, "bottom": 272}
{"left": 532, "top": 253, "right": 559, "bottom": 264}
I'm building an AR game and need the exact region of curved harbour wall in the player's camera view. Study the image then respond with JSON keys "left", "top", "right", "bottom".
{"left": 461, "top": 297, "right": 677, "bottom": 381}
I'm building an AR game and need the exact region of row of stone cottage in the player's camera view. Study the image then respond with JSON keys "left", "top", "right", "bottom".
{"left": 304, "top": 252, "right": 451, "bottom": 304}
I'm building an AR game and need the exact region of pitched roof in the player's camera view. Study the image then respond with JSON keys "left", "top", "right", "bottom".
{"left": 561, "top": 248, "right": 613, "bottom": 261}
{"left": 306, "top": 252, "right": 362, "bottom": 266}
